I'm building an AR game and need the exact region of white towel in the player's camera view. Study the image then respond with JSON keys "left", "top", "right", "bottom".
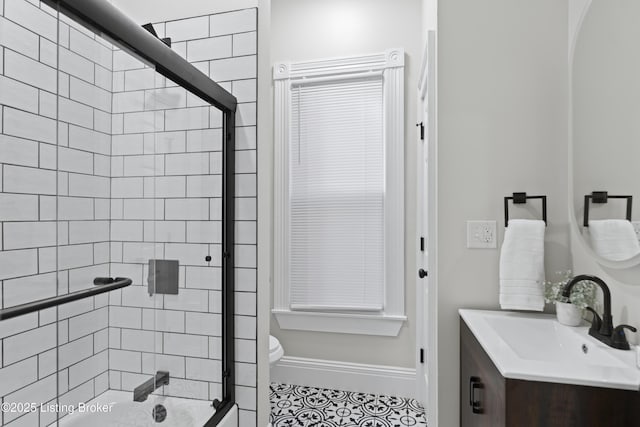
{"left": 499, "top": 219, "right": 545, "bottom": 311}
{"left": 588, "top": 219, "right": 640, "bottom": 261}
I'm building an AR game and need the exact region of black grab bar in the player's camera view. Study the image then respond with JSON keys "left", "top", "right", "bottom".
{"left": 0, "top": 277, "right": 132, "bottom": 321}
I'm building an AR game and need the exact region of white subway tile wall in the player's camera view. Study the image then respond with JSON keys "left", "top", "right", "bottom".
{"left": 0, "top": 3, "right": 257, "bottom": 426}
{"left": 0, "top": 1, "right": 116, "bottom": 424}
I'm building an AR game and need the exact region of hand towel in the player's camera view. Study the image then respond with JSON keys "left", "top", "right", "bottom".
{"left": 588, "top": 219, "right": 640, "bottom": 261}
{"left": 499, "top": 219, "right": 545, "bottom": 311}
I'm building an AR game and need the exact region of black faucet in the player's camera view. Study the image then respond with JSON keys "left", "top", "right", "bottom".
{"left": 562, "top": 275, "right": 636, "bottom": 350}
{"left": 133, "top": 371, "right": 170, "bottom": 402}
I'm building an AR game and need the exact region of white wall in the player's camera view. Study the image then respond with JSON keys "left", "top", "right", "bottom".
{"left": 107, "top": 0, "right": 259, "bottom": 24}
{"left": 436, "top": 1, "right": 569, "bottom": 425}
{"left": 255, "top": 4, "right": 272, "bottom": 427}
{"left": 270, "top": 0, "right": 422, "bottom": 369}
{"left": 422, "top": 0, "right": 437, "bottom": 38}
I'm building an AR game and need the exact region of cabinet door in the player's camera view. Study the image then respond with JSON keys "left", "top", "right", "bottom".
{"left": 460, "top": 319, "right": 505, "bottom": 427}
{"left": 460, "top": 334, "right": 479, "bottom": 427}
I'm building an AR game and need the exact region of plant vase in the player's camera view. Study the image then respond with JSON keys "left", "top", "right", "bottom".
{"left": 555, "top": 301, "right": 582, "bottom": 326}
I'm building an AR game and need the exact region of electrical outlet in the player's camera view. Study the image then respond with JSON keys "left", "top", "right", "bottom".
{"left": 632, "top": 221, "right": 640, "bottom": 242}
{"left": 467, "top": 220, "right": 497, "bottom": 249}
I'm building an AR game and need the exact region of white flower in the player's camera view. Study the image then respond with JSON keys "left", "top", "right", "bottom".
{"left": 543, "top": 270, "right": 596, "bottom": 309}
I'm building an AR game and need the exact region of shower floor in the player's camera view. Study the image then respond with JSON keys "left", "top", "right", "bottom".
{"left": 270, "top": 383, "right": 427, "bottom": 426}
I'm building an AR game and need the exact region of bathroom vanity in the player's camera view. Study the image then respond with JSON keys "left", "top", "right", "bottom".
{"left": 460, "top": 309, "right": 640, "bottom": 427}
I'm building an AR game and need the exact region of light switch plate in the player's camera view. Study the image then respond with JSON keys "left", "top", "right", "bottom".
{"left": 467, "top": 220, "right": 497, "bottom": 249}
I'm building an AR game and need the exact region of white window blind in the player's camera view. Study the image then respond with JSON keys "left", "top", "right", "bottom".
{"left": 288, "top": 75, "right": 385, "bottom": 312}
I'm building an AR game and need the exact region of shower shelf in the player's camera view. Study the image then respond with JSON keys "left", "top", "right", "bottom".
{"left": 0, "top": 277, "right": 132, "bottom": 321}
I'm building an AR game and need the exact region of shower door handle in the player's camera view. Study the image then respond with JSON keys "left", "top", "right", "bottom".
{"left": 0, "top": 277, "right": 132, "bottom": 321}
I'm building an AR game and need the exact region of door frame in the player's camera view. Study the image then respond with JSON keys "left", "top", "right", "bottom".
{"left": 416, "top": 30, "right": 438, "bottom": 427}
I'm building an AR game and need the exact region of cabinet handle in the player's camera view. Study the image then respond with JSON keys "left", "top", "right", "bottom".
{"left": 469, "top": 376, "right": 477, "bottom": 406}
{"left": 469, "top": 376, "right": 484, "bottom": 414}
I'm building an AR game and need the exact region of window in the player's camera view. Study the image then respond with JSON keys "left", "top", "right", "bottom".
{"left": 273, "top": 50, "right": 405, "bottom": 336}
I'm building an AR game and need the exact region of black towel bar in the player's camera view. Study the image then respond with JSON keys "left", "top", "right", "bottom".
{"left": 504, "top": 192, "right": 547, "bottom": 227}
{"left": 583, "top": 191, "right": 632, "bottom": 226}
{"left": 0, "top": 277, "right": 132, "bottom": 321}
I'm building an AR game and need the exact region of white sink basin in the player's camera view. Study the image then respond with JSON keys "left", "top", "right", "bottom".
{"left": 460, "top": 309, "right": 640, "bottom": 390}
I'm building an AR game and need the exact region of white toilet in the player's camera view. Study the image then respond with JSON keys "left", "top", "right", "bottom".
{"left": 268, "top": 336, "right": 283, "bottom": 427}
{"left": 269, "top": 335, "right": 284, "bottom": 367}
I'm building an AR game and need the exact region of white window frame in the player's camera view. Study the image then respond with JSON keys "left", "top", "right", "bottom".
{"left": 272, "top": 49, "right": 406, "bottom": 336}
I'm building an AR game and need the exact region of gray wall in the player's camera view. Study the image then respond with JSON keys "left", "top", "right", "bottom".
{"left": 270, "top": 0, "right": 423, "bottom": 368}
{"left": 436, "top": 0, "right": 570, "bottom": 425}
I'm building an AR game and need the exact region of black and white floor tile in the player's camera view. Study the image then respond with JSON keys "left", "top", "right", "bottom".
{"left": 270, "top": 383, "right": 427, "bottom": 427}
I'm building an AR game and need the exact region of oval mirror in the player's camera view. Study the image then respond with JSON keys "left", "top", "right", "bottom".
{"left": 571, "top": 0, "right": 640, "bottom": 267}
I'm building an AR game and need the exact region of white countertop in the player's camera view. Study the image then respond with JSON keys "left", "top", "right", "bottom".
{"left": 459, "top": 309, "right": 640, "bottom": 391}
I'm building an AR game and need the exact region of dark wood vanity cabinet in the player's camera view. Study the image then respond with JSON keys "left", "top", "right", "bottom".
{"left": 460, "top": 319, "right": 505, "bottom": 427}
{"left": 460, "top": 317, "right": 640, "bottom": 427}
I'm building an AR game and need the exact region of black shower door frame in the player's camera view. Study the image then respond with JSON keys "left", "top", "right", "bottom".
{"left": 41, "top": 0, "right": 237, "bottom": 424}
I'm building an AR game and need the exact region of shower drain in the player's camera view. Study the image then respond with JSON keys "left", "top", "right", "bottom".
{"left": 152, "top": 404, "right": 167, "bottom": 423}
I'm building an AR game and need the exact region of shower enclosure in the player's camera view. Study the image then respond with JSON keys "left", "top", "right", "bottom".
{"left": 0, "top": 0, "right": 241, "bottom": 425}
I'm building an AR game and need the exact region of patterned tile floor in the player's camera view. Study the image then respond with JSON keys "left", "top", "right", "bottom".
{"left": 270, "top": 383, "right": 427, "bottom": 427}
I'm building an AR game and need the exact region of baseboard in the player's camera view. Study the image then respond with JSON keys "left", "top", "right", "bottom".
{"left": 271, "top": 356, "right": 416, "bottom": 399}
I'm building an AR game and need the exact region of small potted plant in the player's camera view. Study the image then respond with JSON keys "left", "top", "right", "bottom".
{"left": 544, "top": 271, "right": 597, "bottom": 326}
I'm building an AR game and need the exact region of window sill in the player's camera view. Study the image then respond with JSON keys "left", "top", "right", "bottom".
{"left": 272, "top": 309, "right": 407, "bottom": 336}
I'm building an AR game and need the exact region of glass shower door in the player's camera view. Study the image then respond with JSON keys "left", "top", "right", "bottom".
{"left": 108, "top": 40, "right": 165, "bottom": 408}
{"left": 144, "top": 65, "right": 226, "bottom": 422}
{"left": 54, "top": 7, "right": 118, "bottom": 426}
{"left": 1, "top": 2, "right": 232, "bottom": 425}
{"left": 112, "top": 42, "right": 225, "bottom": 423}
